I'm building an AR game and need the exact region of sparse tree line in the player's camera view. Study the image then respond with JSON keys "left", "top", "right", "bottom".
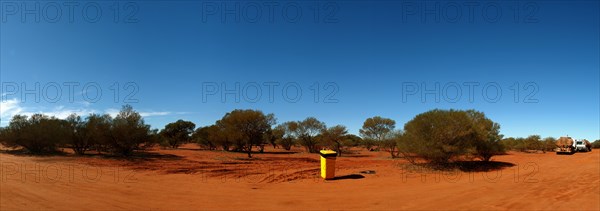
{"left": 499, "top": 136, "right": 559, "bottom": 153}
{"left": 0, "top": 105, "right": 597, "bottom": 165}
{"left": 501, "top": 136, "right": 600, "bottom": 152}
{"left": 0, "top": 105, "right": 159, "bottom": 156}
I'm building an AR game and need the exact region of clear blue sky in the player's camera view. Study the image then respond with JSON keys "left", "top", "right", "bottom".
{"left": 1, "top": 1, "right": 598, "bottom": 140}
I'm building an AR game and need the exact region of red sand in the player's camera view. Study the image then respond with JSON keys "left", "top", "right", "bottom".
{"left": 1, "top": 144, "right": 599, "bottom": 210}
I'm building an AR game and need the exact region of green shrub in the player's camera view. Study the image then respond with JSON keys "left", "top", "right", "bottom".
{"left": 399, "top": 109, "right": 504, "bottom": 164}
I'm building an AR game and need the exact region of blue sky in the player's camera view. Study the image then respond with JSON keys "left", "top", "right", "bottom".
{"left": 1, "top": 0, "right": 598, "bottom": 140}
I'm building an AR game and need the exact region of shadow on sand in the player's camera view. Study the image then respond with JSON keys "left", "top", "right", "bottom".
{"left": 449, "top": 161, "right": 515, "bottom": 172}
{"left": 177, "top": 147, "right": 300, "bottom": 155}
{"left": 330, "top": 174, "right": 366, "bottom": 180}
{"left": 0, "top": 148, "right": 68, "bottom": 157}
{"left": 99, "top": 151, "right": 184, "bottom": 161}
{"left": 0, "top": 148, "right": 184, "bottom": 162}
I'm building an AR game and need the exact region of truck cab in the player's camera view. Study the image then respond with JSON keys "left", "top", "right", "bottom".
{"left": 574, "top": 140, "right": 591, "bottom": 152}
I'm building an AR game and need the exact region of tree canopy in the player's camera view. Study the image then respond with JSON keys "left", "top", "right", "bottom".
{"left": 160, "top": 119, "right": 196, "bottom": 148}
{"left": 399, "top": 109, "right": 504, "bottom": 164}
{"left": 217, "top": 109, "right": 275, "bottom": 158}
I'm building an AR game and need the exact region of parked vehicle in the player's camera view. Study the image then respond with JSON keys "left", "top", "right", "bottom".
{"left": 556, "top": 137, "right": 592, "bottom": 154}
{"left": 574, "top": 139, "right": 592, "bottom": 152}
{"left": 555, "top": 136, "right": 575, "bottom": 154}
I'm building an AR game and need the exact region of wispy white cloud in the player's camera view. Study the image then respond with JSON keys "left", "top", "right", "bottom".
{"left": 1, "top": 99, "right": 97, "bottom": 126}
{"left": 139, "top": 111, "right": 171, "bottom": 117}
{"left": 78, "top": 101, "right": 93, "bottom": 107}
{"left": 104, "top": 108, "right": 120, "bottom": 118}
{"left": 1, "top": 99, "right": 24, "bottom": 122}
{"left": 104, "top": 109, "right": 171, "bottom": 118}
{"left": 0, "top": 98, "right": 177, "bottom": 126}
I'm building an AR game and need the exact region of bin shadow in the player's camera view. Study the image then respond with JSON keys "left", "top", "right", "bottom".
{"left": 329, "top": 174, "right": 365, "bottom": 180}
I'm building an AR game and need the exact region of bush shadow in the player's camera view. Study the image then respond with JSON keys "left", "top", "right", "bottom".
{"left": 342, "top": 154, "right": 372, "bottom": 158}
{"left": 444, "top": 161, "right": 516, "bottom": 172}
{"left": 0, "top": 148, "right": 69, "bottom": 157}
{"left": 330, "top": 174, "right": 365, "bottom": 180}
{"left": 259, "top": 151, "right": 298, "bottom": 155}
{"left": 97, "top": 151, "right": 184, "bottom": 161}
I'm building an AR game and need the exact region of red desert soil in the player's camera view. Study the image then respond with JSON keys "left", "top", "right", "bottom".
{"left": 1, "top": 144, "right": 599, "bottom": 210}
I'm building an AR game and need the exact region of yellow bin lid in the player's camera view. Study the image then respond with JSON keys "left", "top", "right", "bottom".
{"left": 319, "top": 150, "right": 337, "bottom": 158}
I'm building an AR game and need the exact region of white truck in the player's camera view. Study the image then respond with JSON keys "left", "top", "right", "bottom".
{"left": 556, "top": 137, "right": 592, "bottom": 154}
{"left": 574, "top": 139, "right": 592, "bottom": 152}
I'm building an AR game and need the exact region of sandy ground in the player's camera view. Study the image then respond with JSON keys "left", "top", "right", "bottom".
{"left": 1, "top": 144, "right": 599, "bottom": 210}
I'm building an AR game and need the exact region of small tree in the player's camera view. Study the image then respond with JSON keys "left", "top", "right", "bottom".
{"left": 359, "top": 116, "right": 396, "bottom": 151}
{"left": 86, "top": 114, "right": 113, "bottom": 154}
{"left": 500, "top": 137, "right": 518, "bottom": 151}
{"left": 525, "top": 135, "right": 542, "bottom": 152}
{"left": 210, "top": 122, "right": 233, "bottom": 151}
{"left": 321, "top": 125, "right": 348, "bottom": 156}
{"left": 361, "top": 139, "right": 376, "bottom": 151}
{"left": 467, "top": 110, "right": 504, "bottom": 162}
{"left": 542, "top": 137, "right": 557, "bottom": 153}
{"left": 218, "top": 109, "right": 275, "bottom": 158}
{"left": 293, "top": 117, "right": 326, "bottom": 153}
{"left": 1, "top": 114, "right": 69, "bottom": 154}
{"left": 108, "top": 105, "right": 153, "bottom": 156}
{"left": 514, "top": 138, "right": 527, "bottom": 152}
{"left": 381, "top": 130, "right": 403, "bottom": 158}
{"left": 66, "top": 114, "right": 93, "bottom": 155}
{"left": 342, "top": 134, "right": 362, "bottom": 147}
{"left": 160, "top": 120, "right": 196, "bottom": 148}
{"left": 275, "top": 123, "right": 295, "bottom": 151}
{"left": 264, "top": 127, "right": 282, "bottom": 149}
{"left": 192, "top": 126, "right": 217, "bottom": 150}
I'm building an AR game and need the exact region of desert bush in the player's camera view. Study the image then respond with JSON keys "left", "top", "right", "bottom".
{"left": 160, "top": 120, "right": 196, "bottom": 148}
{"left": 501, "top": 137, "right": 531, "bottom": 152}
{"left": 399, "top": 109, "right": 504, "bottom": 164}
{"left": 85, "top": 114, "right": 113, "bottom": 154}
{"left": 500, "top": 137, "right": 517, "bottom": 151}
{"left": 1, "top": 114, "right": 70, "bottom": 154}
{"left": 192, "top": 126, "right": 217, "bottom": 150}
{"left": 274, "top": 123, "right": 296, "bottom": 150}
{"left": 265, "top": 123, "right": 293, "bottom": 150}
{"left": 593, "top": 140, "right": 600, "bottom": 149}
{"left": 380, "top": 130, "right": 403, "bottom": 158}
{"left": 514, "top": 137, "right": 529, "bottom": 152}
{"left": 359, "top": 116, "right": 395, "bottom": 153}
{"left": 107, "top": 105, "right": 154, "bottom": 156}
{"left": 321, "top": 125, "right": 348, "bottom": 156}
{"left": 466, "top": 110, "right": 504, "bottom": 161}
{"left": 285, "top": 117, "right": 325, "bottom": 153}
{"left": 541, "top": 137, "right": 557, "bottom": 152}
{"left": 524, "top": 135, "right": 542, "bottom": 152}
{"left": 399, "top": 110, "right": 474, "bottom": 164}
{"left": 501, "top": 135, "right": 553, "bottom": 153}
{"left": 157, "top": 134, "right": 171, "bottom": 148}
{"left": 264, "top": 129, "right": 278, "bottom": 149}
{"left": 360, "top": 138, "right": 376, "bottom": 151}
{"left": 208, "top": 123, "right": 234, "bottom": 151}
{"left": 65, "top": 114, "right": 93, "bottom": 155}
{"left": 217, "top": 109, "right": 275, "bottom": 158}
{"left": 342, "top": 134, "right": 362, "bottom": 147}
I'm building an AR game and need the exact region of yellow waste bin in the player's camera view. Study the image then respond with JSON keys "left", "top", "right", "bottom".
{"left": 319, "top": 150, "right": 337, "bottom": 179}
